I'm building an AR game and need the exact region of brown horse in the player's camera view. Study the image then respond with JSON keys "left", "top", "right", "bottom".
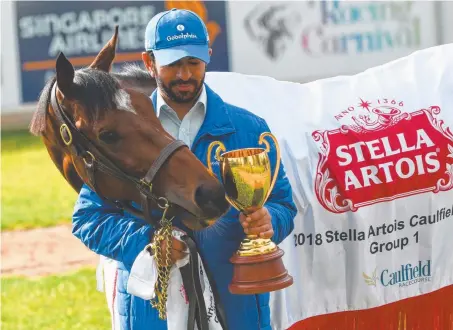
{"left": 29, "top": 27, "right": 229, "bottom": 230}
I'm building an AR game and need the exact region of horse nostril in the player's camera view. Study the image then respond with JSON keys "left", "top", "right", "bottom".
{"left": 195, "top": 183, "right": 229, "bottom": 217}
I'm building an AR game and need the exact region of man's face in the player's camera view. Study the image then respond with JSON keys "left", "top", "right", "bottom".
{"left": 143, "top": 52, "right": 211, "bottom": 104}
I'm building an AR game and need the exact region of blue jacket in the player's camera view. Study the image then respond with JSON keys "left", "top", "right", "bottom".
{"left": 72, "top": 84, "right": 297, "bottom": 330}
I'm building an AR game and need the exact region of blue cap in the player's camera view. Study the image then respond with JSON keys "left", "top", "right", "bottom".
{"left": 144, "top": 9, "right": 210, "bottom": 66}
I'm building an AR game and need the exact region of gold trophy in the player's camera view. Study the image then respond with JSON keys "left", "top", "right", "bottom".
{"left": 207, "top": 132, "right": 293, "bottom": 295}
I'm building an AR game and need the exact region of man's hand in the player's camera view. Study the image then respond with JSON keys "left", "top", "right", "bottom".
{"left": 159, "top": 237, "right": 188, "bottom": 265}
{"left": 151, "top": 227, "right": 188, "bottom": 266}
{"left": 239, "top": 207, "right": 274, "bottom": 239}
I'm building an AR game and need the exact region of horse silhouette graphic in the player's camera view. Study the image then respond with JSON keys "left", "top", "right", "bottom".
{"left": 244, "top": 3, "right": 302, "bottom": 60}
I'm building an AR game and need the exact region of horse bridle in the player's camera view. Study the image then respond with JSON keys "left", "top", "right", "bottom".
{"left": 50, "top": 82, "right": 187, "bottom": 227}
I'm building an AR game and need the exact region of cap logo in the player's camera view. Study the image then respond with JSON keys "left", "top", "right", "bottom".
{"left": 177, "top": 24, "right": 185, "bottom": 32}
{"left": 166, "top": 32, "right": 198, "bottom": 42}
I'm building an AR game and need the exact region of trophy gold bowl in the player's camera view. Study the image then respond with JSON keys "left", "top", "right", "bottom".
{"left": 207, "top": 132, "right": 293, "bottom": 295}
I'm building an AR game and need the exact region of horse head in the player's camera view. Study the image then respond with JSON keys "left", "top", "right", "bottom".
{"left": 30, "top": 26, "right": 229, "bottom": 230}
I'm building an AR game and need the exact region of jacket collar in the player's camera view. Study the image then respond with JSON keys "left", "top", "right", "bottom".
{"left": 151, "top": 83, "right": 236, "bottom": 140}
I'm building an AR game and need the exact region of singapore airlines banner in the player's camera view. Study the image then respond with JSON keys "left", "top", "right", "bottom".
{"left": 15, "top": 1, "right": 230, "bottom": 103}
{"left": 205, "top": 43, "right": 453, "bottom": 329}
{"left": 227, "top": 0, "right": 438, "bottom": 82}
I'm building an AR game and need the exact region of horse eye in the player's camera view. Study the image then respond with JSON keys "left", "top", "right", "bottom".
{"left": 98, "top": 130, "right": 121, "bottom": 144}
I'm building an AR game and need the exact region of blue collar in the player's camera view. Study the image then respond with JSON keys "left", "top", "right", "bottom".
{"left": 151, "top": 83, "right": 236, "bottom": 141}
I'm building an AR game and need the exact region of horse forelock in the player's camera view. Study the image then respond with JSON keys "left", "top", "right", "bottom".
{"left": 71, "top": 69, "right": 121, "bottom": 122}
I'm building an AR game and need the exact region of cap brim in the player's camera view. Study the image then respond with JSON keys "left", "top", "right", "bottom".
{"left": 153, "top": 44, "right": 210, "bottom": 66}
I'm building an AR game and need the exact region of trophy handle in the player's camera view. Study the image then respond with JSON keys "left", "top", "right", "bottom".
{"left": 206, "top": 141, "right": 226, "bottom": 175}
{"left": 206, "top": 140, "right": 240, "bottom": 211}
{"left": 259, "top": 132, "right": 281, "bottom": 203}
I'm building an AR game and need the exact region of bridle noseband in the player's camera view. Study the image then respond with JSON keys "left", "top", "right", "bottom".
{"left": 50, "top": 82, "right": 187, "bottom": 227}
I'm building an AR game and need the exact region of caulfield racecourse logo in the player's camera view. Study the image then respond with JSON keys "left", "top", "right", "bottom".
{"left": 165, "top": 0, "right": 221, "bottom": 47}
{"left": 312, "top": 98, "right": 453, "bottom": 214}
{"left": 363, "top": 260, "right": 432, "bottom": 288}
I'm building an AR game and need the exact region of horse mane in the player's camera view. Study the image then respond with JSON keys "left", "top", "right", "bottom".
{"left": 111, "top": 63, "right": 157, "bottom": 94}
{"left": 29, "top": 63, "right": 157, "bottom": 137}
{"left": 30, "top": 76, "right": 56, "bottom": 136}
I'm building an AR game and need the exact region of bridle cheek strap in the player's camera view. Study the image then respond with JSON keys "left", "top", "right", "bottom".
{"left": 139, "top": 140, "right": 187, "bottom": 224}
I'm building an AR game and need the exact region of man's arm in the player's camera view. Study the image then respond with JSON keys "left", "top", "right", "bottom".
{"left": 72, "top": 184, "right": 155, "bottom": 271}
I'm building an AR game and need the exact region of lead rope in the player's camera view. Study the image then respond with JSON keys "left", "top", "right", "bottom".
{"left": 149, "top": 198, "right": 174, "bottom": 320}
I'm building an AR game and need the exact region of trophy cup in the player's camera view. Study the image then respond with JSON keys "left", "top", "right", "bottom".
{"left": 207, "top": 132, "right": 293, "bottom": 295}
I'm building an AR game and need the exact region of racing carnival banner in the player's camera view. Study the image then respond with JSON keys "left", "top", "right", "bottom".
{"left": 204, "top": 43, "right": 453, "bottom": 329}
{"left": 15, "top": 0, "right": 229, "bottom": 103}
{"left": 227, "top": 0, "right": 438, "bottom": 83}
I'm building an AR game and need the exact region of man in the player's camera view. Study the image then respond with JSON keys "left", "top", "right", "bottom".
{"left": 72, "top": 8, "right": 296, "bottom": 330}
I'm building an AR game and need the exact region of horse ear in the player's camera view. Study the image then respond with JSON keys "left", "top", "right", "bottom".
{"left": 56, "top": 52, "right": 75, "bottom": 96}
{"left": 90, "top": 25, "right": 119, "bottom": 72}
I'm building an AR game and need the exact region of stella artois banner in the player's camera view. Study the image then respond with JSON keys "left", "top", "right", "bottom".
{"left": 205, "top": 43, "right": 453, "bottom": 329}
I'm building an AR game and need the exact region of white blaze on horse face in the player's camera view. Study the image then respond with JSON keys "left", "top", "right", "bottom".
{"left": 115, "top": 89, "right": 136, "bottom": 114}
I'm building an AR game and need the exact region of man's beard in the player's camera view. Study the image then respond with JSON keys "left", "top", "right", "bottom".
{"left": 156, "top": 73, "right": 205, "bottom": 104}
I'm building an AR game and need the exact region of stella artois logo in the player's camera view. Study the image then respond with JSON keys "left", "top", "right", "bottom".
{"left": 312, "top": 98, "right": 453, "bottom": 214}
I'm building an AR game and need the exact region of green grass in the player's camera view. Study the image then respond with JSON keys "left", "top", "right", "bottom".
{"left": 1, "top": 130, "right": 77, "bottom": 230}
{"left": 1, "top": 268, "right": 111, "bottom": 330}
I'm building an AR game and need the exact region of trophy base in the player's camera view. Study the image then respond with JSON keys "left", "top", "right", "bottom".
{"left": 229, "top": 247, "right": 293, "bottom": 295}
